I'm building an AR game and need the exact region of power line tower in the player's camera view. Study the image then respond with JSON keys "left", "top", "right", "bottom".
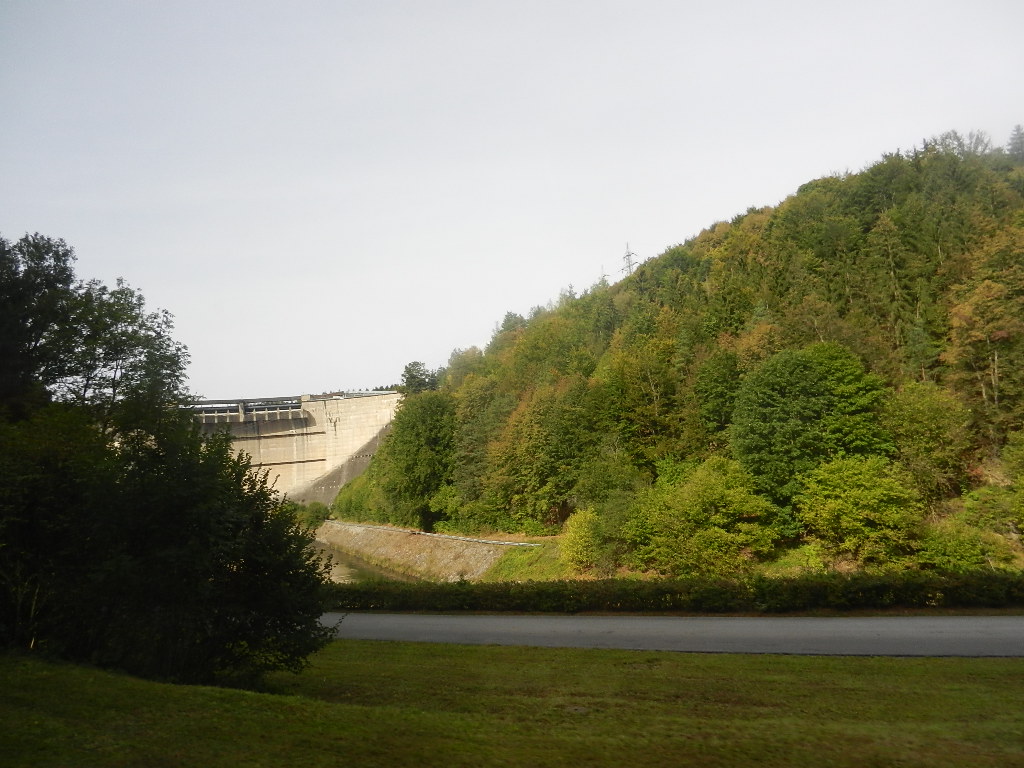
{"left": 622, "top": 243, "right": 637, "bottom": 276}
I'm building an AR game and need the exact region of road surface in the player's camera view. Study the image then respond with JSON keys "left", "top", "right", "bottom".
{"left": 323, "top": 613, "right": 1024, "bottom": 656}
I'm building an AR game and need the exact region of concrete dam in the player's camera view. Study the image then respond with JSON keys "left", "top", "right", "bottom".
{"left": 192, "top": 391, "right": 401, "bottom": 505}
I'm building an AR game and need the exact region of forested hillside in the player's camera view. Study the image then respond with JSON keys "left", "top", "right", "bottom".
{"left": 334, "top": 128, "right": 1024, "bottom": 576}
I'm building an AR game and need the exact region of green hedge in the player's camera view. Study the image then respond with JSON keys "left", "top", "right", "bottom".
{"left": 328, "top": 571, "right": 1024, "bottom": 614}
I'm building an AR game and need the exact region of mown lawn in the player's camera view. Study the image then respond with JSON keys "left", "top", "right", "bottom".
{"left": 2, "top": 640, "right": 1023, "bottom": 767}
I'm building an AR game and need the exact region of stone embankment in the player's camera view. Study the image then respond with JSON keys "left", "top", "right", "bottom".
{"left": 316, "top": 520, "right": 539, "bottom": 582}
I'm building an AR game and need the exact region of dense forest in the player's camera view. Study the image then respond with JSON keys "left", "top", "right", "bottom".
{"left": 335, "top": 128, "right": 1024, "bottom": 577}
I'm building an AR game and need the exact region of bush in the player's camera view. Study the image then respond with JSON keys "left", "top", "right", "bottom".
{"left": 961, "top": 485, "right": 1019, "bottom": 533}
{"left": 560, "top": 509, "right": 602, "bottom": 572}
{"left": 291, "top": 501, "right": 331, "bottom": 528}
{"left": 795, "top": 456, "right": 924, "bottom": 563}
{"left": 632, "top": 456, "right": 784, "bottom": 576}
{"left": 917, "top": 518, "right": 1015, "bottom": 572}
{"left": 328, "top": 571, "right": 1024, "bottom": 614}
{"left": 0, "top": 410, "right": 334, "bottom": 685}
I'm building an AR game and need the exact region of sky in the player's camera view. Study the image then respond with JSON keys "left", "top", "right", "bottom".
{"left": 2, "top": 1, "right": 1022, "bottom": 399}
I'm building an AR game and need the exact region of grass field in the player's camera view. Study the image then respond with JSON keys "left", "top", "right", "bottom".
{"left": 3, "top": 640, "right": 1023, "bottom": 767}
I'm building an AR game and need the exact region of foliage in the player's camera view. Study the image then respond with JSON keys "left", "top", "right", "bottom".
{"left": 880, "top": 382, "right": 973, "bottom": 500}
{"left": 631, "top": 456, "right": 785, "bottom": 576}
{"left": 559, "top": 509, "right": 602, "bottom": 572}
{"left": 0, "top": 234, "right": 332, "bottom": 684}
{"left": 954, "top": 431, "right": 1024, "bottom": 540}
{"left": 0, "top": 406, "right": 333, "bottom": 684}
{"left": 795, "top": 456, "right": 925, "bottom": 563}
{"left": 0, "top": 234, "right": 77, "bottom": 417}
{"left": 693, "top": 349, "right": 742, "bottom": 435}
{"left": 730, "top": 343, "right": 892, "bottom": 504}
{"left": 399, "top": 360, "right": 438, "bottom": 394}
{"left": 337, "top": 130, "right": 1024, "bottom": 575}
{"left": 330, "top": 471, "right": 385, "bottom": 523}
{"left": 369, "top": 390, "right": 456, "bottom": 529}
{"left": 916, "top": 517, "right": 1015, "bottom": 573}
{"left": 328, "top": 571, "right": 1024, "bottom": 613}
{"left": 289, "top": 500, "right": 332, "bottom": 528}
{"left": 0, "top": 233, "right": 188, "bottom": 427}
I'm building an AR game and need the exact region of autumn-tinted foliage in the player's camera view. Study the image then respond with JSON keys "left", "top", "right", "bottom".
{"left": 335, "top": 129, "right": 1024, "bottom": 575}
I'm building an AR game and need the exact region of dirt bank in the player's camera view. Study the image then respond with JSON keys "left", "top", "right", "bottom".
{"left": 316, "top": 520, "right": 539, "bottom": 582}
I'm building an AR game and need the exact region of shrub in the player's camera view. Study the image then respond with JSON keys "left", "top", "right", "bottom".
{"left": 328, "top": 571, "right": 1024, "bottom": 614}
{"left": 633, "top": 456, "right": 784, "bottom": 576}
{"left": 795, "top": 456, "right": 924, "bottom": 563}
{"left": 0, "top": 411, "right": 334, "bottom": 685}
{"left": 917, "top": 518, "right": 1013, "bottom": 573}
{"left": 560, "top": 509, "right": 602, "bottom": 572}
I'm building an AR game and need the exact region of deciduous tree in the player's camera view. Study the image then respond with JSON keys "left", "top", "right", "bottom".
{"left": 0, "top": 233, "right": 332, "bottom": 684}
{"left": 795, "top": 456, "right": 924, "bottom": 563}
{"left": 730, "top": 343, "right": 892, "bottom": 504}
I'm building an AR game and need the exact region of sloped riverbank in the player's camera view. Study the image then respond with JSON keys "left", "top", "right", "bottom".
{"left": 315, "top": 520, "right": 539, "bottom": 582}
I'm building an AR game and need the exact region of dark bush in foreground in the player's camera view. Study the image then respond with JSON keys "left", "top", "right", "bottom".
{"left": 329, "top": 571, "right": 1024, "bottom": 614}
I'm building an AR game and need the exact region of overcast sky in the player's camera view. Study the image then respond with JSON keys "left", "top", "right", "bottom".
{"left": 2, "top": 1, "right": 1021, "bottom": 399}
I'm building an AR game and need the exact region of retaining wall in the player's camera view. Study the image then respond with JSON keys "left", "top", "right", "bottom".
{"left": 316, "top": 520, "right": 538, "bottom": 582}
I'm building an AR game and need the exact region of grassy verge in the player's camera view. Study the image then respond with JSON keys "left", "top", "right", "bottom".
{"left": 480, "top": 539, "right": 569, "bottom": 581}
{"left": 3, "top": 641, "right": 1023, "bottom": 767}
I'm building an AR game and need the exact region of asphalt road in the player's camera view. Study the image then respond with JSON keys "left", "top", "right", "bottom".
{"left": 323, "top": 613, "right": 1024, "bottom": 656}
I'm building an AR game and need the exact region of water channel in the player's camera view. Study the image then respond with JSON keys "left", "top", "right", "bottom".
{"left": 312, "top": 541, "right": 414, "bottom": 583}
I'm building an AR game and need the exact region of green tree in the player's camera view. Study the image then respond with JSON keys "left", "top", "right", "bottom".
{"left": 0, "top": 234, "right": 77, "bottom": 417}
{"left": 944, "top": 259, "right": 1024, "bottom": 442}
{"left": 481, "top": 379, "right": 599, "bottom": 531}
{"left": 730, "top": 343, "right": 892, "bottom": 504}
{"left": 1007, "top": 124, "right": 1024, "bottom": 163}
{"left": 560, "top": 508, "right": 602, "bottom": 572}
{"left": 0, "top": 234, "right": 188, "bottom": 428}
{"left": 633, "top": 456, "right": 783, "bottom": 576}
{"left": 795, "top": 456, "right": 924, "bottom": 563}
{"left": 693, "top": 349, "right": 742, "bottom": 434}
{"left": 399, "top": 361, "right": 437, "bottom": 394}
{"left": 880, "top": 382, "right": 972, "bottom": 501}
{"left": 0, "top": 234, "right": 333, "bottom": 684}
{"left": 0, "top": 411, "right": 332, "bottom": 683}
{"left": 374, "top": 390, "right": 456, "bottom": 529}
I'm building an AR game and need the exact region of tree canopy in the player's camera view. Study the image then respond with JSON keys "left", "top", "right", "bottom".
{"left": 0, "top": 233, "right": 332, "bottom": 684}
{"left": 334, "top": 128, "right": 1024, "bottom": 577}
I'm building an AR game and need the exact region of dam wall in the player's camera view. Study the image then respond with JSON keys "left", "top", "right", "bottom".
{"left": 193, "top": 392, "right": 400, "bottom": 504}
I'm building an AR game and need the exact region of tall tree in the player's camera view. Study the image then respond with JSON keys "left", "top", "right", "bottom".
{"left": 399, "top": 360, "right": 437, "bottom": 394}
{"left": 374, "top": 390, "right": 456, "bottom": 529}
{"left": 943, "top": 225, "right": 1024, "bottom": 443}
{"left": 0, "top": 234, "right": 188, "bottom": 426}
{"left": 0, "top": 234, "right": 76, "bottom": 417}
{"left": 730, "top": 343, "right": 892, "bottom": 504}
{"left": 0, "top": 233, "right": 332, "bottom": 684}
{"left": 1007, "top": 124, "right": 1024, "bottom": 163}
